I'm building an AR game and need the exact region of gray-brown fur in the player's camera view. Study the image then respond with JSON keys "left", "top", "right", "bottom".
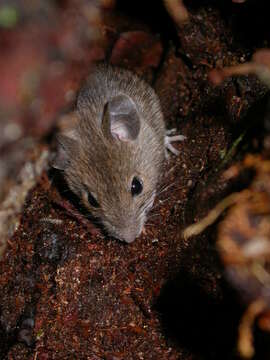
{"left": 53, "top": 64, "right": 165, "bottom": 243}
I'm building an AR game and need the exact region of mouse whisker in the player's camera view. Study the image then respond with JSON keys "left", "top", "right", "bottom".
{"left": 145, "top": 221, "right": 154, "bottom": 225}
{"left": 156, "top": 181, "right": 178, "bottom": 196}
{"left": 144, "top": 223, "right": 155, "bottom": 228}
{"left": 147, "top": 213, "right": 160, "bottom": 219}
{"left": 159, "top": 197, "right": 171, "bottom": 203}
{"left": 150, "top": 195, "right": 176, "bottom": 210}
{"left": 164, "top": 164, "right": 178, "bottom": 176}
{"left": 156, "top": 183, "right": 186, "bottom": 198}
{"left": 151, "top": 199, "right": 170, "bottom": 210}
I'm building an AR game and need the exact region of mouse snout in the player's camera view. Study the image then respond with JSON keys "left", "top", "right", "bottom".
{"left": 109, "top": 221, "right": 142, "bottom": 243}
{"left": 118, "top": 227, "right": 140, "bottom": 243}
{"left": 102, "top": 210, "right": 146, "bottom": 243}
{"left": 118, "top": 215, "right": 146, "bottom": 243}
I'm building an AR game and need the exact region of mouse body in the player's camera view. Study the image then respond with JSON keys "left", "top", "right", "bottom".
{"left": 53, "top": 64, "right": 183, "bottom": 243}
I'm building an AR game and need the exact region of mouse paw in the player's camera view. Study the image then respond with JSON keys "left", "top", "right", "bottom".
{"left": 165, "top": 129, "right": 186, "bottom": 158}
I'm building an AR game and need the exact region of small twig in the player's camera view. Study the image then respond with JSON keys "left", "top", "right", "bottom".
{"left": 209, "top": 49, "right": 270, "bottom": 89}
{"left": 183, "top": 192, "right": 243, "bottom": 239}
{"left": 40, "top": 218, "right": 63, "bottom": 225}
{"left": 209, "top": 63, "right": 258, "bottom": 86}
{"left": 163, "top": 0, "right": 189, "bottom": 27}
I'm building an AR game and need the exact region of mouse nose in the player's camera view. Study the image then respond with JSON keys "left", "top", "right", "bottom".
{"left": 118, "top": 227, "right": 141, "bottom": 243}
{"left": 120, "top": 230, "right": 138, "bottom": 243}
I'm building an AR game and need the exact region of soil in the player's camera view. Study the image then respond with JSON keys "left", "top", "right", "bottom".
{"left": 0, "top": 1, "right": 270, "bottom": 359}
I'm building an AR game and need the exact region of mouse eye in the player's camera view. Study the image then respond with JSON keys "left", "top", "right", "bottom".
{"left": 87, "top": 192, "right": 100, "bottom": 208}
{"left": 131, "top": 177, "right": 143, "bottom": 197}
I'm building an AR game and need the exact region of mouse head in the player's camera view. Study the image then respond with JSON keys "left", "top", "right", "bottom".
{"left": 53, "top": 94, "right": 164, "bottom": 243}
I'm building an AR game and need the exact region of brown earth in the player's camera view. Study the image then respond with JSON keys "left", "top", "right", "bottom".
{"left": 0, "top": 1, "right": 270, "bottom": 359}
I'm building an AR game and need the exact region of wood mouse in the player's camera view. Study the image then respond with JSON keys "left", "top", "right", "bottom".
{"left": 52, "top": 64, "right": 185, "bottom": 243}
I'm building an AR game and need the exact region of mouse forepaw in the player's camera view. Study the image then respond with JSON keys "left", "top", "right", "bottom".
{"left": 165, "top": 129, "right": 186, "bottom": 158}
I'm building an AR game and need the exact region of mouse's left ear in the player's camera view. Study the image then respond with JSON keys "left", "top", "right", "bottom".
{"left": 102, "top": 95, "right": 141, "bottom": 142}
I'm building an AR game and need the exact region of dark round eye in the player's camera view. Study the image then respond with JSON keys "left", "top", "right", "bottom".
{"left": 131, "top": 177, "right": 143, "bottom": 197}
{"left": 87, "top": 192, "right": 100, "bottom": 208}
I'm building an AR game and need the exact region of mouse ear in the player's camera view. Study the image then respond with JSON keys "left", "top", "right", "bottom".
{"left": 51, "top": 134, "right": 78, "bottom": 170}
{"left": 102, "top": 95, "right": 141, "bottom": 142}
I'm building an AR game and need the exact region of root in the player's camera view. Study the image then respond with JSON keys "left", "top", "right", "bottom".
{"left": 238, "top": 300, "right": 266, "bottom": 359}
{"left": 183, "top": 192, "right": 244, "bottom": 239}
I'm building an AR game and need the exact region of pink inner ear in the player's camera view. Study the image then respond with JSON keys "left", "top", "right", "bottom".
{"left": 111, "top": 122, "right": 130, "bottom": 142}
{"left": 103, "top": 95, "right": 141, "bottom": 142}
